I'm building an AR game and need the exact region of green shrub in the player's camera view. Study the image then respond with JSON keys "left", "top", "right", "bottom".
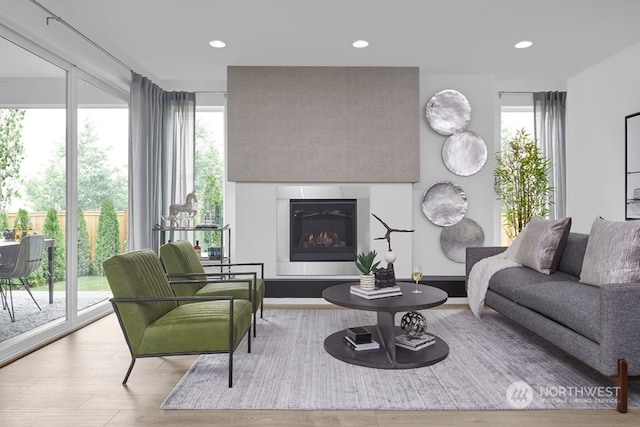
{"left": 94, "top": 199, "right": 120, "bottom": 276}
{"left": 43, "top": 208, "right": 66, "bottom": 281}
{"left": 78, "top": 208, "right": 93, "bottom": 276}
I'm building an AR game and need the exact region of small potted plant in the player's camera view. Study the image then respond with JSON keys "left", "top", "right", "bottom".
{"left": 355, "top": 250, "right": 380, "bottom": 289}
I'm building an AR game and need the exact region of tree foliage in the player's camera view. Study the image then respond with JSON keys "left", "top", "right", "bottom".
{"left": 13, "top": 208, "right": 29, "bottom": 232}
{"left": 0, "top": 212, "right": 8, "bottom": 230}
{"left": 0, "top": 109, "right": 26, "bottom": 211}
{"left": 78, "top": 208, "right": 93, "bottom": 276}
{"left": 194, "top": 119, "right": 224, "bottom": 246}
{"left": 94, "top": 199, "right": 120, "bottom": 276}
{"left": 494, "top": 129, "right": 553, "bottom": 240}
{"left": 43, "top": 208, "right": 66, "bottom": 281}
{"left": 25, "top": 118, "right": 127, "bottom": 211}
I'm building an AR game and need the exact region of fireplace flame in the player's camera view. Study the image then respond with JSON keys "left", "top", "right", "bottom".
{"left": 302, "top": 230, "right": 344, "bottom": 247}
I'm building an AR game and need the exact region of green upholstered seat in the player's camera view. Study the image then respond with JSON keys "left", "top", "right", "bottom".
{"left": 160, "top": 240, "right": 265, "bottom": 337}
{"left": 103, "top": 249, "right": 252, "bottom": 387}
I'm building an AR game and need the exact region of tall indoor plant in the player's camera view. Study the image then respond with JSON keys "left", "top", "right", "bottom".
{"left": 494, "top": 129, "right": 553, "bottom": 240}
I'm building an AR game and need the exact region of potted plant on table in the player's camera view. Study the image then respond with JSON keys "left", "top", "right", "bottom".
{"left": 355, "top": 250, "right": 380, "bottom": 290}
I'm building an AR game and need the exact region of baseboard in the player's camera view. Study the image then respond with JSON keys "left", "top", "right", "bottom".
{"left": 264, "top": 276, "right": 466, "bottom": 299}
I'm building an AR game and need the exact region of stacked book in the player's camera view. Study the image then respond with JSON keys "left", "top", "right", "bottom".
{"left": 350, "top": 285, "right": 402, "bottom": 299}
{"left": 395, "top": 333, "right": 436, "bottom": 351}
{"left": 343, "top": 327, "right": 380, "bottom": 351}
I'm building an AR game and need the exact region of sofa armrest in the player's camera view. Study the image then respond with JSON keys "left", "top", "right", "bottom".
{"left": 599, "top": 282, "right": 640, "bottom": 376}
{"left": 465, "top": 246, "right": 507, "bottom": 278}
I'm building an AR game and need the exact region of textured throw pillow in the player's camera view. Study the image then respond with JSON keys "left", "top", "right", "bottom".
{"left": 579, "top": 216, "right": 640, "bottom": 286}
{"left": 512, "top": 216, "right": 572, "bottom": 274}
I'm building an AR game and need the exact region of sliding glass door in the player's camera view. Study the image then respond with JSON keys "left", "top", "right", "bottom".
{"left": 0, "top": 32, "right": 126, "bottom": 364}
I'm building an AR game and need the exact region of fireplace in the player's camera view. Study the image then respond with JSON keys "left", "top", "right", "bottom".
{"left": 290, "top": 199, "right": 357, "bottom": 262}
{"left": 276, "top": 185, "right": 370, "bottom": 276}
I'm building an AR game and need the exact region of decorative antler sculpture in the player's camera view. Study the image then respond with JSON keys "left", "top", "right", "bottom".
{"left": 371, "top": 213, "right": 414, "bottom": 252}
{"left": 371, "top": 213, "right": 414, "bottom": 283}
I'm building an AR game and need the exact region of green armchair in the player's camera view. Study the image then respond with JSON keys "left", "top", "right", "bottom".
{"left": 159, "top": 240, "right": 266, "bottom": 337}
{"left": 103, "top": 249, "right": 252, "bottom": 387}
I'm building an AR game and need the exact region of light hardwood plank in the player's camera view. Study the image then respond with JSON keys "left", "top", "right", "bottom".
{"left": 0, "top": 308, "right": 637, "bottom": 426}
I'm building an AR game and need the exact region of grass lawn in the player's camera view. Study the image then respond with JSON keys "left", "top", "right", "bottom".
{"left": 30, "top": 275, "right": 111, "bottom": 293}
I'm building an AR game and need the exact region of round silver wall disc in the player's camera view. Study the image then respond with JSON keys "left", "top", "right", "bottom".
{"left": 425, "top": 89, "right": 471, "bottom": 135}
{"left": 440, "top": 218, "right": 485, "bottom": 263}
{"left": 421, "top": 181, "right": 467, "bottom": 226}
{"left": 442, "top": 131, "right": 488, "bottom": 176}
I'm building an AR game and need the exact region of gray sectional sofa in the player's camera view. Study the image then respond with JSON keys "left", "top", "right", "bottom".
{"left": 466, "top": 232, "right": 640, "bottom": 412}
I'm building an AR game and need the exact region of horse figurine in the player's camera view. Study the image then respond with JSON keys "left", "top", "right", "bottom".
{"left": 169, "top": 192, "right": 198, "bottom": 226}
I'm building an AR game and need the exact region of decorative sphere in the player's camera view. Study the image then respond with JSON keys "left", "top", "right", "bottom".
{"left": 401, "top": 311, "right": 427, "bottom": 338}
{"left": 384, "top": 251, "right": 397, "bottom": 263}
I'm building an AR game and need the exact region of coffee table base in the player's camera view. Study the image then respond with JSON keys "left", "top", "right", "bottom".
{"left": 324, "top": 324, "right": 449, "bottom": 369}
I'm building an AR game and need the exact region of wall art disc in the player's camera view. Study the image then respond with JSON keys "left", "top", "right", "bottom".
{"left": 421, "top": 181, "right": 467, "bottom": 226}
{"left": 425, "top": 89, "right": 471, "bottom": 135}
{"left": 442, "top": 131, "right": 488, "bottom": 176}
{"left": 440, "top": 217, "right": 485, "bottom": 263}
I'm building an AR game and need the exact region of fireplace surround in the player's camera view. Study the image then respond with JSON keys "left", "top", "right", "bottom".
{"left": 277, "top": 186, "right": 370, "bottom": 275}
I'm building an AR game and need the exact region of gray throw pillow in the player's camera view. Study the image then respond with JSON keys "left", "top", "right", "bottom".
{"left": 579, "top": 216, "right": 640, "bottom": 286}
{"left": 512, "top": 216, "right": 572, "bottom": 274}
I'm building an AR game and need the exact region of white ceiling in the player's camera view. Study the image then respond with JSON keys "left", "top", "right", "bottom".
{"left": 12, "top": 0, "right": 640, "bottom": 82}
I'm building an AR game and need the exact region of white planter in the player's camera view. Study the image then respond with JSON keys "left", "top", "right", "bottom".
{"left": 359, "top": 274, "right": 376, "bottom": 290}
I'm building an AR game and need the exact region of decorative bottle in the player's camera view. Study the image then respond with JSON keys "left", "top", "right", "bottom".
{"left": 194, "top": 240, "right": 202, "bottom": 258}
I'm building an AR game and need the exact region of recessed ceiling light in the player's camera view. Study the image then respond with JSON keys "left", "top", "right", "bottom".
{"left": 514, "top": 40, "right": 533, "bottom": 49}
{"left": 352, "top": 40, "right": 369, "bottom": 48}
{"left": 209, "top": 40, "right": 226, "bottom": 48}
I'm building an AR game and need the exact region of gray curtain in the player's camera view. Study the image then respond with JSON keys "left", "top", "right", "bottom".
{"left": 129, "top": 72, "right": 195, "bottom": 252}
{"left": 533, "top": 91, "right": 567, "bottom": 219}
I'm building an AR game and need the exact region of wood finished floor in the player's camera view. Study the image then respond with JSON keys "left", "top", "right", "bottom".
{"left": 0, "top": 306, "right": 638, "bottom": 426}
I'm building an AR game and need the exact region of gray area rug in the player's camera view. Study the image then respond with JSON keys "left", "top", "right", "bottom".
{"left": 0, "top": 291, "right": 111, "bottom": 341}
{"left": 162, "top": 308, "right": 640, "bottom": 410}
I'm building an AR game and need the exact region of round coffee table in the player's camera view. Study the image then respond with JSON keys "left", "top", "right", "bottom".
{"left": 322, "top": 282, "right": 449, "bottom": 369}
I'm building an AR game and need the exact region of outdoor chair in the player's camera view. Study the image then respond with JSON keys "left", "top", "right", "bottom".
{"left": 0, "top": 234, "right": 45, "bottom": 322}
{"left": 159, "top": 240, "right": 265, "bottom": 337}
{"left": 103, "top": 249, "right": 252, "bottom": 387}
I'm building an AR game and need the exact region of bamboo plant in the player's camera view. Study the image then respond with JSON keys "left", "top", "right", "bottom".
{"left": 494, "top": 129, "right": 553, "bottom": 240}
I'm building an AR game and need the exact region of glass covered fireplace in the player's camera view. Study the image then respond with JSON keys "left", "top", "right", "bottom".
{"left": 289, "top": 199, "right": 357, "bottom": 262}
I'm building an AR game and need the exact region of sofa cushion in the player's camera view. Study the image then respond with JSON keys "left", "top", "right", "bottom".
{"left": 512, "top": 216, "right": 572, "bottom": 274}
{"left": 514, "top": 281, "right": 601, "bottom": 343}
{"left": 488, "top": 266, "right": 579, "bottom": 303}
{"left": 580, "top": 216, "right": 640, "bottom": 286}
{"left": 557, "top": 233, "right": 588, "bottom": 277}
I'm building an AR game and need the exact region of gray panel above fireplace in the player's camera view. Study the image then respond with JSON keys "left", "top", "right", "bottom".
{"left": 227, "top": 66, "right": 420, "bottom": 183}
{"left": 276, "top": 185, "right": 370, "bottom": 276}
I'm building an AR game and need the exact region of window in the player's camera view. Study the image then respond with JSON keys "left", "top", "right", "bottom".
{"left": 0, "top": 32, "right": 125, "bottom": 363}
{"left": 194, "top": 106, "right": 225, "bottom": 251}
{"left": 499, "top": 105, "right": 534, "bottom": 245}
{"left": 77, "top": 78, "right": 129, "bottom": 311}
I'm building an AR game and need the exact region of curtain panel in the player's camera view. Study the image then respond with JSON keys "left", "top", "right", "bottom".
{"left": 534, "top": 91, "right": 567, "bottom": 220}
{"left": 129, "top": 72, "right": 195, "bottom": 252}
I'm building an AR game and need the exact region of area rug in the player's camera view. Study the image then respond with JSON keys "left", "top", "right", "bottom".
{"left": 162, "top": 308, "right": 640, "bottom": 410}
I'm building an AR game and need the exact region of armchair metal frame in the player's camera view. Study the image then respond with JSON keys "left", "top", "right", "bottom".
{"left": 110, "top": 294, "right": 250, "bottom": 387}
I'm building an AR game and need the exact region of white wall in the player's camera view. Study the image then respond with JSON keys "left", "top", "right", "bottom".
{"left": 413, "top": 74, "right": 496, "bottom": 276}
{"left": 233, "top": 182, "right": 413, "bottom": 279}
{"left": 232, "top": 73, "right": 500, "bottom": 278}
{"left": 566, "top": 41, "right": 640, "bottom": 233}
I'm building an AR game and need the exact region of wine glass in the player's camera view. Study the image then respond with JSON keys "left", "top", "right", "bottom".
{"left": 412, "top": 265, "right": 423, "bottom": 294}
